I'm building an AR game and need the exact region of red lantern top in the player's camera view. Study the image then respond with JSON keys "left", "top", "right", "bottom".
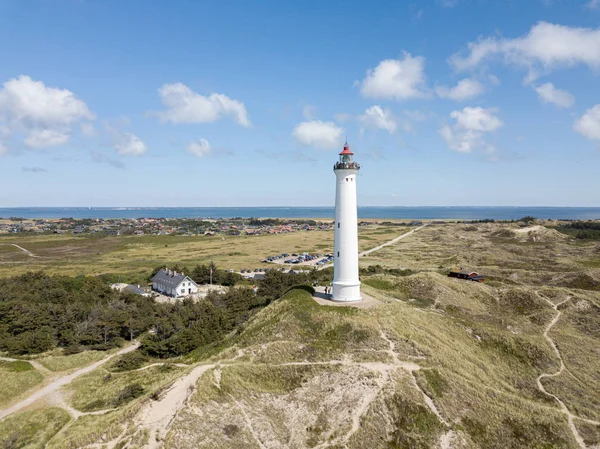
{"left": 339, "top": 142, "right": 353, "bottom": 156}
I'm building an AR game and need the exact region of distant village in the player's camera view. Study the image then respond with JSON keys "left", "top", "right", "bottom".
{"left": 0, "top": 217, "right": 417, "bottom": 236}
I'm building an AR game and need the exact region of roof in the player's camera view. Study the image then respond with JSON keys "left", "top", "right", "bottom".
{"left": 151, "top": 269, "right": 196, "bottom": 289}
{"left": 125, "top": 284, "right": 147, "bottom": 295}
{"left": 339, "top": 142, "right": 354, "bottom": 156}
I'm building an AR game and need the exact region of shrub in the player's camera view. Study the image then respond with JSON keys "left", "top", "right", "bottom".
{"left": 113, "top": 383, "right": 144, "bottom": 407}
{"left": 110, "top": 351, "right": 148, "bottom": 372}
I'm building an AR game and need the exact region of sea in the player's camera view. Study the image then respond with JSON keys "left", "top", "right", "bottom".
{"left": 1, "top": 207, "right": 600, "bottom": 220}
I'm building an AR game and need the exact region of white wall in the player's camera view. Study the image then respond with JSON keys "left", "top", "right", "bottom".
{"left": 332, "top": 168, "right": 361, "bottom": 302}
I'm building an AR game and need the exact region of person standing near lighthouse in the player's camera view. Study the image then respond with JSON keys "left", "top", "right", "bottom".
{"left": 332, "top": 142, "right": 362, "bottom": 302}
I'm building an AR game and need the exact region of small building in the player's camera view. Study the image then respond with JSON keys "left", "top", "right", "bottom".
{"left": 448, "top": 268, "right": 485, "bottom": 282}
{"left": 151, "top": 269, "right": 199, "bottom": 297}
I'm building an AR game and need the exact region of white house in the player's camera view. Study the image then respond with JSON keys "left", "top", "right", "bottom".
{"left": 151, "top": 269, "right": 199, "bottom": 298}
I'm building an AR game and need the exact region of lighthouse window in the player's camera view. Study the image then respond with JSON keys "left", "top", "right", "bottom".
{"left": 337, "top": 222, "right": 340, "bottom": 228}
{"left": 337, "top": 251, "right": 340, "bottom": 257}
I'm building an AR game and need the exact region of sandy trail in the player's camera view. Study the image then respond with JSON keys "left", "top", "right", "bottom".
{"left": 0, "top": 356, "right": 50, "bottom": 373}
{"left": 139, "top": 363, "right": 217, "bottom": 449}
{"left": 360, "top": 223, "right": 429, "bottom": 257}
{"left": 318, "top": 223, "right": 429, "bottom": 271}
{"left": 133, "top": 350, "right": 246, "bottom": 449}
{"left": 4, "top": 243, "right": 40, "bottom": 258}
{"left": 534, "top": 292, "right": 600, "bottom": 448}
{"left": 0, "top": 341, "right": 139, "bottom": 420}
{"left": 107, "top": 328, "right": 451, "bottom": 449}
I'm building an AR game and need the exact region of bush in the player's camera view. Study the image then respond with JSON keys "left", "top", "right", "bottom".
{"left": 289, "top": 285, "right": 315, "bottom": 295}
{"left": 110, "top": 351, "right": 148, "bottom": 372}
{"left": 114, "top": 383, "right": 145, "bottom": 407}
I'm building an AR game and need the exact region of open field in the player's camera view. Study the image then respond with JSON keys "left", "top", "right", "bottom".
{"left": 0, "top": 360, "right": 44, "bottom": 408}
{"left": 1, "top": 221, "right": 599, "bottom": 448}
{"left": 0, "top": 224, "right": 410, "bottom": 279}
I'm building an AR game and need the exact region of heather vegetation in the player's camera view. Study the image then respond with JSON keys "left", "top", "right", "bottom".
{"left": 2, "top": 221, "right": 600, "bottom": 449}
{"left": 554, "top": 221, "right": 600, "bottom": 240}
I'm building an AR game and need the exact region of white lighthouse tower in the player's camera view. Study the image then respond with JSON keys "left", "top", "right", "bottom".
{"left": 332, "top": 142, "right": 361, "bottom": 302}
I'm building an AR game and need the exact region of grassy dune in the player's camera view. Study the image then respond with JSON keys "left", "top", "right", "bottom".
{"left": 3, "top": 222, "right": 600, "bottom": 448}
{"left": 0, "top": 408, "right": 70, "bottom": 449}
{"left": 37, "top": 350, "right": 107, "bottom": 372}
{"left": 66, "top": 364, "right": 186, "bottom": 412}
{"left": 0, "top": 360, "right": 44, "bottom": 407}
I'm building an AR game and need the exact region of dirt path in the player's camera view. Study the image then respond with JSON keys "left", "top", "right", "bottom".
{"left": 318, "top": 223, "right": 429, "bottom": 271}
{"left": 101, "top": 330, "right": 451, "bottom": 449}
{"left": 4, "top": 243, "right": 40, "bottom": 258}
{"left": 0, "top": 356, "right": 50, "bottom": 373}
{"left": 359, "top": 223, "right": 429, "bottom": 257}
{"left": 0, "top": 341, "right": 139, "bottom": 420}
{"left": 534, "top": 292, "right": 600, "bottom": 448}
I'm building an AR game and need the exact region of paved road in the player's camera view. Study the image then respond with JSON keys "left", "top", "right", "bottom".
{"left": 0, "top": 341, "right": 140, "bottom": 420}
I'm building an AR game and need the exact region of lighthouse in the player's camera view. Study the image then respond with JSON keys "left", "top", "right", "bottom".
{"left": 332, "top": 142, "right": 361, "bottom": 302}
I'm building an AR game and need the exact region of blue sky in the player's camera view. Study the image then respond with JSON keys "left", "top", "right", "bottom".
{"left": 1, "top": 0, "right": 600, "bottom": 207}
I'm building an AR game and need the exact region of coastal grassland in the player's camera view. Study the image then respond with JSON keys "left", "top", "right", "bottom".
{"left": 45, "top": 404, "right": 143, "bottom": 449}
{"left": 36, "top": 350, "right": 107, "bottom": 372}
{"left": 65, "top": 364, "right": 187, "bottom": 412}
{"left": 539, "top": 292, "right": 600, "bottom": 422}
{"left": 4, "top": 221, "right": 600, "bottom": 448}
{"left": 0, "top": 224, "right": 409, "bottom": 278}
{"left": 0, "top": 243, "right": 30, "bottom": 263}
{"left": 161, "top": 283, "right": 582, "bottom": 448}
{"left": 0, "top": 360, "right": 44, "bottom": 407}
{"left": 0, "top": 407, "right": 71, "bottom": 449}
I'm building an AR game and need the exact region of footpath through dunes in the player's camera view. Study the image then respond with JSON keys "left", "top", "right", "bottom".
{"left": 66, "top": 276, "right": 599, "bottom": 449}
{"left": 3, "top": 221, "right": 600, "bottom": 448}
{"left": 0, "top": 342, "right": 140, "bottom": 420}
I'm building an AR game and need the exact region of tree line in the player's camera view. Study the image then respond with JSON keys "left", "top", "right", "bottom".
{"left": 0, "top": 267, "right": 330, "bottom": 357}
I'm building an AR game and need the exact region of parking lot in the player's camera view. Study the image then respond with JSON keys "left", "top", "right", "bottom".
{"left": 262, "top": 252, "right": 334, "bottom": 267}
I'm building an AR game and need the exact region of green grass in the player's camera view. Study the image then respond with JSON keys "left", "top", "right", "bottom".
{"left": 362, "top": 278, "right": 396, "bottom": 290}
{"left": 46, "top": 405, "right": 139, "bottom": 449}
{"left": 66, "top": 364, "right": 186, "bottom": 412}
{"left": 0, "top": 361, "right": 44, "bottom": 406}
{"left": 0, "top": 225, "right": 406, "bottom": 279}
{"left": 0, "top": 359, "right": 34, "bottom": 372}
{"left": 37, "top": 350, "right": 107, "bottom": 372}
{"left": 0, "top": 408, "right": 70, "bottom": 449}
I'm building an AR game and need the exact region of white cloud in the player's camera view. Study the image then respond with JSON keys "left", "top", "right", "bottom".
{"left": 534, "top": 82, "right": 574, "bottom": 108}
{"left": 0, "top": 75, "right": 94, "bottom": 150}
{"left": 574, "top": 104, "right": 600, "bottom": 141}
{"left": 292, "top": 120, "right": 344, "bottom": 149}
{"left": 586, "top": 0, "right": 600, "bottom": 9}
{"left": 359, "top": 106, "right": 397, "bottom": 134}
{"left": 186, "top": 138, "right": 212, "bottom": 157}
{"left": 450, "top": 106, "right": 502, "bottom": 132}
{"left": 24, "top": 129, "right": 70, "bottom": 148}
{"left": 0, "top": 143, "right": 7, "bottom": 155}
{"left": 105, "top": 122, "right": 147, "bottom": 156}
{"left": 436, "top": 78, "right": 484, "bottom": 101}
{"left": 440, "top": 106, "right": 503, "bottom": 154}
{"left": 360, "top": 53, "right": 428, "bottom": 100}
{"left": 155, "top": 82, "right": 250, "bottom": 127}
{"left": 450, "top": 22, "right": 600, "bottom": 82}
